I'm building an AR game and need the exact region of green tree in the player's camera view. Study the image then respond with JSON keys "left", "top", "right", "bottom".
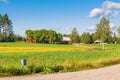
{"left": 39, "top": 29, "right": 48, "bottom": 43}
{"left": 26, "top": 29, "right": 60, "bottom": 44}
{"left": 48, "top": 30, "right": 57, "bottom": 44}
{"left": 14, "top": 34, "right": 25, "bottom": 42}
{"left": 70, "top": 27, "right": 80, "bottom": 43}
{"left": 117, "top": 26, "right": 120, "bottom": 38}
{"left": 107, "top": 35, "right": 113, "bottom": 43}
{"left": 0, "top": 14, "right": 3, "bottom": 41}
{"left": 2, "top": 14, "right": 9, "bottom": 40}
{"left": 116, "top": 27, "right": 120, "bottom": 44}
{"left": 25, "top": 30, "right": 33, "bottom": 40}
{"left": 91, "top": 33, "right": 96, "bottom": 42}
{"left": 80, "top": 32, "right": 93, "bottom": 44}
{"left": 112, "top": 32, "right": 117, "bottom": 44}
{"left": 63, "top": 34, "right": 70, "bottom": 37}
{"left": 94, "top": 17, "right": 111, "bottom": 43}
{"left": 1, "top": 14, "right": 14, "bottom": 41}
{"left": 57, "top": 33, "right": 62, "bottom": 42}
{"left": 33, "top": 30, "right": 39, "bottom": 43}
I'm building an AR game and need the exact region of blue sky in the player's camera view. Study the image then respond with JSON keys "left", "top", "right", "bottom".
{"left": 0, "top": 0, "right": 120, "bottom": 36}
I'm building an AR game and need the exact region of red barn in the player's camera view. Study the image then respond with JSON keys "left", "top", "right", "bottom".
{"left": 26, "top": 39, "right": 33, "bottom": 44}
{"left": 62, "top": 37, "right": 72, "bottom": 44}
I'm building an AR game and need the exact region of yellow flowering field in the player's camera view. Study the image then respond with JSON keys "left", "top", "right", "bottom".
{"left": 0, "top": 46, "right": 85, "bottom": 52}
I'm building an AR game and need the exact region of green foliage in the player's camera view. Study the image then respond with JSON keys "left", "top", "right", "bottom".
{"left": 117, "top": 26, "right": 120, "bottom": 42}
{"left": 0, "top": 66, "right": 28, "bottom": 76}
{"left": 70, "top": 27, "right": 80, "bottom": 43}
{"left": 63, "top": 34, "right": 70, "bottom": 37}
{"left": 117, "top": 26, "right": 120, "bottom": 36}
{"left": 14, "top": 35, "right": 26, "bottom": 42}
{"left": 25, "top": 30, "right": 33, "bottom": 40}
{"left": 48, "top": 30, "right": 57, "bottom": 44}
{"left": 107, "top": 35, "right": 113, "bottom": 43}
{"left": 80, "top": 32, "right": 93, "bottom": 44}
{"left": 27, "top": 65, "right": 44, "bottom": 74}
{"left": 94, "top": 17, "right": 112, "bottom": 42}
{"left": 57, "top": 33, "right": 62, "bottom": 42}
{"left": 51, "top": 65, "right": 64, "bottom": 72}
{"left": 25, "top": 29, "right": 62, "bottom": 44}
{"left": 0, "top": 13, "right": 14, "bottom": 42}
{"left": 112, "top": 33, "right": 117, "bottom": 44}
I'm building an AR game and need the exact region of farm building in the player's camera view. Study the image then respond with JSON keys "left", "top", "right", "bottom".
{"left": 26, "top": 39, "right": 33, "bottom": 44}
{"left": 62, "top": 37, "right": 72, "bottom": 44}
{"left": 94, "top": 40, "right": 102, "bottom": 44}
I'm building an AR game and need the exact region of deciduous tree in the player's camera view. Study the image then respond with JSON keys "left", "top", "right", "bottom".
{"left": 80, "top": 32, "right": 93, "bottom": 44}
{"left": 94, "top": 17, "right": 111, "bottom": 42}
{"left": 70, "top": 27, "right": 80, "bottom": 43}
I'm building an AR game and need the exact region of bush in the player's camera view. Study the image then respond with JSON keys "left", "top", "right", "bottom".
{"left": 51, "top": 65, "right": 64, "bottom": 72}
{"left": 27, "top": 65, "right": 44, "bottom": 74}
{"left": 0, "top": 66, "right": 28, "bottom": 77}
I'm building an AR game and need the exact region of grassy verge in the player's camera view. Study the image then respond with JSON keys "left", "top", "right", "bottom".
{"left": 0, "top": 49, "right": 120, "bottom": 77}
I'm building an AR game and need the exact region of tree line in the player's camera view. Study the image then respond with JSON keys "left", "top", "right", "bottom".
{"left": 25, "top": 17, "right": 120, "bottom": 44}
{"left": 0, "top": 13, "right": 25, "bottom": 42}
{"left": 25, "top": 29, "right": 62, "bottom": 44}
{"left": 1, "top": 14, "right": 119, "bottom": 44}
{"left": 70, "top": 17, "right": 119, "bottom": 44}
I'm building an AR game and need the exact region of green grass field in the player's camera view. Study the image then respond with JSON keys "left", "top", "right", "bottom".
{"left": 0, "top": 42, "right": 119, "bottom": 77}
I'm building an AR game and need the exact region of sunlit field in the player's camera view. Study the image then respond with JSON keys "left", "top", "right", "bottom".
{"left": 0, "top": 42, "right": 85, "bottom": 52}
{"left": 0, "top": 42, "right": 119, "bottom": 77}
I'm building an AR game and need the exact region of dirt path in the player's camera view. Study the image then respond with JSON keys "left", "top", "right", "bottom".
{"left": 1, "top": 64, "right": 120, "bottom": 80}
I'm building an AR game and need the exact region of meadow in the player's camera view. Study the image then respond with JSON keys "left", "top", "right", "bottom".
{"left": 0, "top": 42, "right": 119, "bottom": 77}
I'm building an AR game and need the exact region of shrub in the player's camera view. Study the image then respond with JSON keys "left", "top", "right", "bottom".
{"left": 0, "top": 66, "right": 28, "bottom": 77}
{"left": 51, "top": 65, "right": 64, "bottom": 72}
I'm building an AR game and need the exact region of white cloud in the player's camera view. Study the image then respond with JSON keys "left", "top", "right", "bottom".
{"left": 0, "top": 0, "right": 8, "bottom": 3}
{"left": 111, "top": 10, "right": 119, "bottom": 16}
{"left": 89, "top": 8, "right": 103, "bottom": 18}
{"left": 87, "top": 23, "right": 116, "bottom": 31}
{"left": 89, "top": 1, "right": 120, "bottom": 18}
{"left": 87, "top": 26, "right": 96, "bottom": 31}
{"left": 103, "top": 1, "right": 120, "bottom": 9}
{"left": 109, "top": 23, "right": 117, "bottom": 30}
